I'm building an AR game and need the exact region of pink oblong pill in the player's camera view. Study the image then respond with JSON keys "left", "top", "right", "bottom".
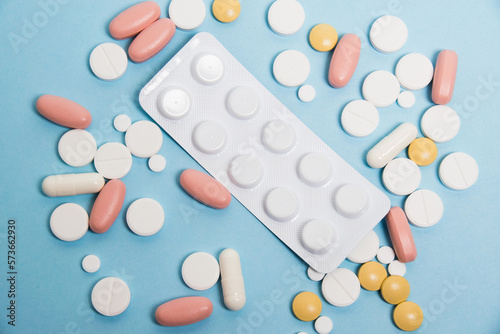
{"left": 128, "top": 18, "right": 176, "bottom": 63}
{"left": 155, "top": 296, "right": 213, "bottom": 327}
{"left": 89, "top": 179, "right": 126, "bottom": 234}
{"left": 432, "top": 50, "right": 458, "bottom": 105}
{"left": 36, "top": 95, "right": 92, "bottom": 129}
{"left": 109, "top": 1, "right": 161, "bottom": 40}
{"left": 328, "top": 33, "right": 361, "bottom": 88}
{"left": 385, "top": 206, "right": 417, "bottom": 263}
{"left": 180, "top": 169, "right": 231, "bottom": 209}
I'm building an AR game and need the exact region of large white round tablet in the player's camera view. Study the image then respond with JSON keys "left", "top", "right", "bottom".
{"left": 347, "top": 230, "right": 379, "bottom": 264}
{"left": 322, "top": 268, "right": 360, "bottom": 307}
{"left": 125, "top": 120, "right": 163, "bottom": 158}
{"left": 158, "top": 88, "right": 191, "bottom": 120}
{"left": 307, "top": 267, "right": 326, "bottom": 281}
{"left": 405, "top": 189, "right": 443, "bottom": 227}
{"left": 439, "top": 152, "right": 478, "bottom": 190}
{"left": 50, "top": 203, "right": 88, "bottom": 242}
{"left": 58, "top": 129, "right": 97, "bottom": 167}
{"left": 369, "top": 15, "right": 408, "bottom": 53}
{"left": 226, "top": 86, "right": 260, "bottom": 119}
{"left": 273, "top": 50, "right": 310, "bottom": 87}
{"left": 421, "top": 105, "right": 460, "bottom": 143}
{"left": 148, "top": 154, "right": 166, "bottom": 173}
{"left": 268, "top": 0, "right": 305, "bottom": 36}
{"left": 377, "top": 246, "right": 395, "bottom": 264}
{"left": 388, "top": 260, "right": 407, "bottom": 276}
{"left": 315, "top": 316, "right": 333, "bottom": 334}
{"left": 362, "top": 71, "right": 400, "bottom": 107}
{"left": 382, "top": 158, "right": 421, "bottom": 196}
{"left": 228, "top": 154, "right": 264, "bottom": 188}
{"left": 91, "top": 277, "right": 130, "bottom": 316}
{"left": 168, "top": 0, "right": 206, "bottom": 30}
{"left": 334, "top": 184, "right": 369, "bottom": 218}
{"left": 126, "top": 198, "right": 165, "bottom": 236}
{"left": 262, "top": 119, "right": 296, "bottom": 153}
{"left": 298, "top": 85, "right": 316, "bottom": 103}
{"left": 113, "top": 114, "right": 132, "bottom": 132}
{"left": 397, "top": 90, "right": 416, "bottom": 109}
{"left": 193, "top": 54, "right": 224, "bottom": 85}
{"left": 264, "top": 188, "right": 299, "bottom": 222}
{"left": 82, "top": 254, "right": 101, "bottom": 273}
{"left": 301, "top": 220, "right": 335, "bottom": 255}
{"left": 341, "top": 100, "right": 379, "bottom": 137}
{"left": 94, "top": 142, "right": 133, "bottom": 179}
{"left": 89, "top": 43, "right": 127, "bottom": 81}
{"left": 396, "top": 53, "right": 434, "bottom": 90}
{"left": 193, "top": 121, "right": 227, "bottom": 154}
{"left": 298, "top": 153, "right": 332, "bottom": 187}
{"left": 181, "top": 252, "right": 220, "bottom": 291}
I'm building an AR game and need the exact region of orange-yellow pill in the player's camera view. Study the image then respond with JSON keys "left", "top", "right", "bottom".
{"left": 393, "top": 301, "right": 424, "bottom": 331}
{"left": 381, "top": 275, "right": 410, "bottom": 305}
{"left": 408, "top": 137, "right": 438, "bottom": 166}
{"left": 309, "top": 24, "right": 338, "bottom": 52}
{"left": 292, "top": 291, "right": 322, "bottom": 322}
{"left": 358, "top": 261, "right": 387, "bottom": 291}
{"left": 212, "top": 0, "right": 241, "bottom": 23}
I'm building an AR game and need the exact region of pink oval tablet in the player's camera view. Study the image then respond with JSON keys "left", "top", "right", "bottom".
{"left": 385, "top": 207, "right": 417, "bottom": 263}
{"left": 36, "top": 95, "right": 92, "bottom": 129}
{"left": 432, "top": 50, "right": 458, "bottom": 105}
{"left": 328, "top": 33, "right": 361, "bottom": 88}
{"left": 155, "top": 296, "right": 213, "bottom": 327}
{"left": 109, "top": 1, "right": 161, "bottom": 40}
{"left": 128, "top": 18, "right": 176, "bottom": 63}
{"left": 90, "top": 179, "right": 126, "bottom": 234}
{"left": 180, "top": 169, "right": 231, "bottom": 209}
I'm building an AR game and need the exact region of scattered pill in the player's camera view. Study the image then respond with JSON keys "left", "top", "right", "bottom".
{"left": 265, "top": 187, "right": 300, "bottom": 222}
{"left": 82, "top": 254, "right": 101, "bottom": 273}
{"left": 396, "top": 53, "right": 434, "bottom": 90}
{"left": 439, "top": 152, "right": 478, "bottom": 190}
{"left": 94, "top": 142, "right": 133, "bottom": 179}
{"left": 388, "top": 260, "right": 407, "bottom": 276}
{"left": 397, "top": 91, "right": 415, "bottom": 109}
{"left": 347, "top": 230, "right": 379, "bottom": 263}
{"left": 91, "top": 277, "right": 130, "bottom": 316}
{"left": 307, "top": 267, "right": 325, "bottom": 282}
{"left": 405, "top": 189, "right": 443, "bottom": 227}
{"left": 298, "top": 85, "right": 316, "bottom": 102}
{"left": 193, "top": 53, "right": 225, "bottom": 85}
{"left": 109, "top": 1, "right": 161, "bottom": 39}
{"left": 226, "top": 86, "right": 260, "bottom": 119}
{"left": 113, "top": 114, "right": 131, "bottom": 132}
{"left": 382, "top": 158, "right": 421, "bottom": 196}
{"left": 322, "top": 268, "right": 360, "bottom": 307}
{"left": 334, "top": 184, "right": 369, "bottom": 219}
{"left": 36, "top": 95, "right": 92, "bottom": 129}
{"left": 408, "top": 137, "right": 438, "bottom": 166}
{"left": 268, "top": 0, "right": 305, "bottom": 36}
{"left": 128, "top": 18, "right": 176, "bottom": 63}
{"left": 89, "top": 179, "right": 126, "bottom": 234}
{"left": 155, "top": 296, "right": 213, "bottom": 326}
{"left": 182, "top": 252, "right": 220, "bottom": 291}
{"left": 432, "top": 50, "right": 458, "bottom": 105}
{"left": 273, "top": 50, "right": 310, "bottom": 87}
{"left": 58, "top": 129, "right": 97, "bottom": 167}
{"left": 314, "top": 315, "right": 333, "bottom": 334}
{"left": 219, "top": 249, "right": 246, "bottom": 311}
{"left": 377, "top": 246, "right": 395, "bottom": 264}
{"left": 301, "top": 220, "right": 335, "bottom": 255}
{"left": 261, "top": 119, "right": 296, "bottom": 153}
{"left": 126, "top": 198, "right": 164, "bottom": 236}
{"left": 309, "top": 24, "right": 338, "bottom": 52}
{"left": 393, "top": 301, "right": 424, "bottom": 331}
{"left": 169, "top": 0, "right": 206, "bottom": 30}
{"left": 193, "top": 120, "right": 227, "bottom": 154}
{"left": 50, "top": 203, "right": 89, "bottom": 241}
{"left": 292, "top": 291, "right": 322, "bottom": 321}
{"left": 328, "top": 33, "right": 361, "bottom": 88}
{"left": 148, "top": 154, "right": 166, "bottom": 172}
{"left": 369, "top": 15, "right": 408, "bottom": 53}
{"left": 420, "top": 105, "right": 460, "bottom": 143}
{"left": 341, "top": 100, "right": 379, "bottom": 137}
{"left": 358, "top": 261, "right": 387, "bottom": 291}
{"left": 90, "top": 43, "right": 128, "bottom": 81}
{"left": 385, "top": 207, "right": 417, "bottom": 263}
{"left": 381, "top": 275, "right": 410, "bottom": 305}
{"left": 212, "top": 0, "right": 241, "bottom": 23}
{"left": 362, "top": 70, "right": 400, "bottom": 107}
{"left": 158, "top": 87, "right": 191, "bottom": 120}
{"left": 298, "top": 153, "right": 332, "bottom": 187}
{"left": 125, "top": 120, "right": 163, "bottom": 158}
{"left": 180, "top": 169, "right": 232, "bottom": 209}
{"left": 42, "top": 173, "right": 105, "bottom": 197}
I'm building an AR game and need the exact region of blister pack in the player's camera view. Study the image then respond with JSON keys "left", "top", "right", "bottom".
{"left": 139, "top": 32, "right": 390, "bottom": 273}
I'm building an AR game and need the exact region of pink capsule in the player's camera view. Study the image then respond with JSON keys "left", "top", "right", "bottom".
{"left": 385, "top": 207, "right": 417, "bottom": 263}
{"left": 128, "top": 18, "right": 176, "bottom": 63}
{"left": 109, "top": 1, "right": 161, "bottom": 40}
{"left": 180, "top": 169, "right": 231, "bottom": 209}
{"left": 90, "top": 179, "right": 126, "bottom": 234}
{"left": 432, "top": 50, "right": 458, "bottom": 105}
{"left": 36, "top": 95, "right": 92, "bottom": 129}
{"left": 328, "top": 33, "right": 361, "bottom": 88}
{"left": 155, "top": 296, "right": 213, "bottom": 327}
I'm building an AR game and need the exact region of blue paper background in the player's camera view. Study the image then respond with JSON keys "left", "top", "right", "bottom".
{"left": 1, "top": 0, "right": 499, "bottom": 333}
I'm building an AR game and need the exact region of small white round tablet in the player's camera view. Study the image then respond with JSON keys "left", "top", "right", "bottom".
{"left": 397, "top": 91, "right": 415, "bottom": 109}
{"left": 58, "top": 129, "right": 97, "bottom": 167}
{"left": 307, "top": 267, "right": 325, "bottom": 282}
{"left": 113, "top": 114, "right": 131, "bottom": 132}
{"left": 158, "top": 88, "right": 191, "bottom": 120}
{"left": 126, "top": 198, "right": 165, "bottom": 236}
{"left": 228, "top": 154, "right": 264, "bottom": 189}
{"left": 421, "top": 105, "right": 460, "bottom": 143}
{"left": 377, "top": 246, "right": 395, "bottom": 264}
{"left": 382, "top": 158, "right": 421, "bottom": 196}
{"left": 193, "top": 54, "right": 224, "bottom": 85}
{"left": 262, "top": 119, "right": 296, "bottom": 153}
{"left": 226, "top": 86, "right": 260, "bottom": 119}
{"left": 362, "top": 70, "right": 400, "bottom": 107}
{"left": 405, "top": 189, "right": 443, "bottom": 227}
{"left": 91, "top": 277, "right": 130, "bottom": 316}
{"left": 347, "top": 230, "right": 379, "bottom": 264}
{"left": 50, "top": 203, "right": 88, "bottom": 242}
{"left": 265, "top": 188, "right": 299, "bottom": 222}
{"left": 301, "top": 220, "right": 335, "bottom": 255}
{"left": 298, "top": 85, "right": 316, "bottom": 103}
{"left": 193, "top": 121, "right": 227, "bottom": 154}
{"left": 82, "top": 254, "right": 101, "bottom": 273}
{"left": 148, "top": 154, "right": 166, "bottom": 173}
{"left": 268, "top": 0, "right": 305, "bottom": 36}
{"left": 273, "top": 50, "right": 310, "bottom": 87}
{"left": 439, "top": 152, "right": 478, "bottom": 190}
{"left": 298, "top": 153, "right": 332, "bottom": 187}
{"left": 315, "top": 316, "right": 333, "bottom": 334}
{"left": 125, "top": 120, "right": 163, "bottom": 158}
{"left": 341, "top": 100, "right": 379, "bottom": 137}
{"left": 168, "top": 0, "right": 206, "bottom": 30}
{"left": 94, "top": 142, "right": 133, "bottom": 179}
{"left": 90, "top": 43, "right": 127, "bottom": 81}
{"left": 182, "top": 252, "right": 220, "bottom": 291}
{"left": 334, "top": 184, "right": 369, "bottom": 219}
{"left": 396, "top": 53, "right": 434, "bottom": 90}
{"left": 369, "top": 15, "right": 408, "bottom": 53}
{"left": 388, "top": 260, "right": 406, "bottom": 276}
{"left": 322, "top": 268, "right": 360, "bottom": 307}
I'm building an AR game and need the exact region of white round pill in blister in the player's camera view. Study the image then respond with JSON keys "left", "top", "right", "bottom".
{"left": 228, "top": 154, "right": 264, "bottom": 189}
{"left": 396, "top": 53, "right": 434, "bottom": 90}
{"left": 377, "top": 246, "right": 395, "bottom": 264}
{"left": 307, "top": 267, "right": 325, "bottom": 281}
{"left": 226, "top": 86, "right": 260, "bottom": 119}
{"left": 405, "top": 189, "right": 443, "bottom": 227}
{"left": 126, "top": 198, "right": 165, "bottom": 236}
{"left": 369, "top": 15, "right": 408, "bottom": 53}
{"left": 347, "top": 230, "right": 379, "bottom": 264}
{"left": 58, "top": 129, "right": 97, "bottom": 167}
{"left": 341, "top": 100, "right": 379, "bottom": 137}
{"left": 298, "top": 85, "right": 316, "bottom": 103}
{"left": 50, "top": 203, "right": 88, "bottom": 242}
{"left": 125, "top": 120, "right": 163, "bottom": 158}
{"left": 322, "top": 268, "right": 360, "bottom": 307}
{"left": 273, "top": 50, "right": 310, "bottom": 87}
{"left": 90, "top": 43, "right": 128, "bottom": 81}
{"left": 439, "top": 152, "right": 478, "bottom": 190}
{"left": 362, "top": 70, "right": 400, "bottom": 108}
{"left": 268, "top": 0, "right": 305, "bottom": 36}
{"left": 262, "top": 120, "right": 296, "bottom": 154}
{"left": 168, "top": 0, "right": 206, "bottom": 31}
{"left": 158, "top": 88, "right": 191, "bottom": 120}
{"left": 382, "top": 158, "right": 421, "bottom": 196}
{"left": 315, "top": 316, "right": 333, "bottom": 334}
{"left": 265, "top": 188, "right": 299, "bottom": 222}
{"left": 94, "top": 142, "right": 133, "bottom": 179}
{"left": 113, "top": 114, "right": 132, "bottom": 132}
{"left": 298, "top": 153, "right": 332, "bottom": 187}
{"left": 301, "top": 220, "right": 335, "bottom": 255}
{"left": 148, "top": 154, "right": 166, "bottom": 173}
{"left": 182, "top": 252, "right": 220, "bottom": 291}
{"left": 193, "top": 121, "right": 227, "bottom": 154}
{"left": 91, "top": 277, "right": 130, "bottom": 316}
{"left": 388, "top": 260, "right": 406, "bottom": 276}
{"left": 421, "top": 105, "right": 460, "bottom": 143}
{"left": 193, "top": 54, "right": 224, "bottom": 85}
{"left": 82, "top": 254, "right": 101, "bottom": 273}
{"left": 334, "top": 184, "right": 369, "bottom": 218}
{"left": 397, "top": 91, "right": 415, "bottom": 109}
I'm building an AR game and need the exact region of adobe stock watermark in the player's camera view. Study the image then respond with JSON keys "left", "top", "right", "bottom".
{"left": 451, "top": 74, "right": 499, "bottom": 120}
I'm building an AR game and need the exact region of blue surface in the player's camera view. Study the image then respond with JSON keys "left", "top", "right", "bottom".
{"left": 1, "top": 1, "right": 499, "bottom": 333}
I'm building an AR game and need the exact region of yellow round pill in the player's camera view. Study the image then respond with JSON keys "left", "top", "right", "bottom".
{"left": 408, "top": 137, "right": 438, "bottom": 166}
{"left": 212, "top": 0, "right": 241, "bottom": 23}
{"left": 381, "top": 275, "right": 411, "bottom": 305}
{"left": 358, "top": 261, "right": 388, "bottom": 291}
{"left": 292, "top": 291, "right": 322, "bottom": 321}
{"left": 309, "top": 24, "right": 338, "bottom": 52}
{"left": 393, "top": 301, "right": 424, "bottom": 331}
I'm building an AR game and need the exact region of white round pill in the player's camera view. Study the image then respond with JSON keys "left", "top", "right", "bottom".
{"left": 397, "top": 91, "right": 416, "bottom": 109}
{"left": 268, "top": 0, "right": 305, "bottom": 36}
{"left": 94, "top": 142, "right": 133, "bottom": 179}
{"left": 89, "top": 43, "right": 127, "bottom": 81}
{"left": 421, "top": 105, "right": 460, "bottom": 143}
{"left": 298, "top": 153, "right": 332, "bottom": 187}
{"left": 307, "top": 267, "right": 325, "bottom": 282}
{"left": 50, "top": 203, "right": 88, "bottom": 242}
{"left": 82, "top": 254, "right": 101, "bottom": 273}
{"left": 301, "top": 220, "right": 335, "bottom": 255}
{"left": 341, "top": 100, "right": 379, "bottom": 137}
{"left": 405, "top": 189, "right": 443, "bottom": 227}
{"left": 347, "top": 230, "right": 379, "bottom": 264}
{"left": 91, "top": 277, "right": 130, "bottom": 316}
{"left": 226, "top": 86, "right": 260, "bottom": 119}
{"left": 113, "top": 114, "right": 132, "bottom": 132}
{"left": 315, "top": 316, "right": 333, "bottom": 334}
{"left": 193, "top": 54, "right": 224, "bottom": 85}
{"left": 298, "top": 85, "right": 316, "bottom": 102}
{"left": 322, "top": 268, "right": 360, "bottom": 307}
{"left": 273, "top": 50, "right": 310, "bottom": 87}
{"left": 369, "top": 15, "right": 408, "bottom": 53}
{"left": 362, "top": 70, "right": 400, "bottom": 107}
{"left": 388, "top": 260, "right": 407, "bottom": 276}
{"left": 158, "top": 88, "right": 191, "bottom": 120}
{"left": 193, "top": 120, "right": 227, "bottom": 154}
{"left": 377, "top": 246, "right": 395, "bottom": 264}
{"left": 126, "top": 198, "right": 165, "bottom": 236}
{"left": 262, "top": 119, "right": 296, "bottom": 154}
{"left": 439, "top": 152, "right": 478, "bottom": 190}
{"left": 382, "top": 158, "right": 421, "bottom": 196}
{"left": 125, "top": 120, "right": 163, "bottom": 158}
{"left": 334, "top": 184, "right": 369, "bottom": 218}
{"left": 265, "top": 188, "right": 299, "bottom": 222}
{"left": 228, "top": 154, "right": 264, "bottom": 189}
{"left": 168, "top": 0, "right": 206, "bottom": 30}
{"left": 148, "top": 154, "right": 166, "bottom": 173}
{"left": 181, "top": 252, "right": 220, "bottom": 291}
{"left": 396, "top": 53, "right": 434, "bottom": 90}
{"left": 58, "top": 129, "right": 97, "bottom": 167}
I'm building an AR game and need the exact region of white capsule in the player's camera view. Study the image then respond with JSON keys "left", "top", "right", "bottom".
{"left": 366, "top": 123, "right": 418, "bottom": 168}
{"left": 42, "top": 173, "right": 105, "bottom": 197}
{"left": 219, "top": 249, "right": 246, "bottom": 311}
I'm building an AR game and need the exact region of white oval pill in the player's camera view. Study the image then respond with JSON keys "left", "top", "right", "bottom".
{"left": 307, "top": 267, "right": 326, "bottom": 281}
{"left": 322, "top": 268, "right": 360, "bottom": 307}
{"left": 404, "top": 189, "right": 443, "bottom": 227}
{"left": 125, "top": 120, "right": 163, "bottom": 158}
{"left": 182, "top": 252, "right": 220, "bottom": 291}
{"left": 334, "top": 184, "right": 369, "bottom": 218}
{"left": 382, "top": 158, "right": 421, "bottom": 196}
{"left": 94, "top": 142, "right": 133, "bottom": 179}
{"left": 298, "top": 85, "right": 316, "bottom": 103}
{"left": 341, "top": 100, "right": 379, "bottom": 137}
{"left": 148, "top": 154, "right": 166, "bottom": 173}
{"left": 362, "top": 70, "right": 400, "bottom": 107}
{"left": 298, "top": 153, "right": 332, "bottom": 187}
{"left": 388, "top": 260, "right": 406, "bottom": 276}
{"left": 396, "top": 53, "right": 434, "bottom": 90}
{"left": 397, "top": 91, "right": 415, "bottom": 109}
{"left": 168, "top": 0, "right": 206, "bottom": 30}
{"left": 273, "top": 50, "right": 310, "bottom": 87}
{"left": 315, "top": 316, "right": 333, "bottom": 334}
{"left": 50, "top": 203, "right": 88, "bottom": 242}
{"left": 301, "top": 220, "right": 335, "bottom": 255}
{"left": 193, "top": 121, "right": 227, "bottom": 154}
{"left": 158, "top": 88, "right": 191, "bottom": 120}
{"left": 126, "top": 198, "right": 165, "bottom": 236}
{"left": 377, "top": 246, "right": 395, "bottom": 264}
{"left": 262, "top": 119, "right": 296, "bottom": 154}
{"left": 91, "top": 277, "right": 130, "bottom": 316}
{"left": 113, "top": 114, "right": 132, "bottom": 132}
{"left": 421, "top": 105, "right": 460, "bottom": 143}
{"left": 58, "top": 129, "right": 97, "bottom": 167}
{"left": 347, "top": 230, "right": 379, "bottom": 264}
{"left": 439, "top": 152, "right": 478, "bottom": 190}
{"left": 268, "top": 0, "right": 305, "bottom": 36}
{"left": 228, "top": 154, "right": 264, "bottom": 189}
{"left": 89, "top": 43, "right": 127, "bottom": 81}
{"left": 193, "top": 54, "right": 224, "bottom": 85}
{"left": 226, "top": 86, "right": 260, "bottom": 119}
{"left": 369, "top": 15, "right": 408, "bottom": 53}
{"left": 265, "top": 188, "right": 299, "bottom": 222}
{"left": 82, "top": 254, "right": 101, "bottom": 273}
